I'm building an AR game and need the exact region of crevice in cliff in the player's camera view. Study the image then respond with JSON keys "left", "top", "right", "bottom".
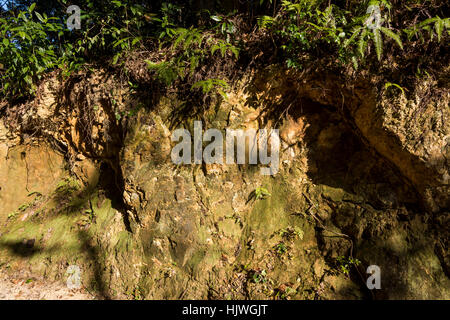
{"left": 97, "top": 162, "right": 132, "bottom": 233}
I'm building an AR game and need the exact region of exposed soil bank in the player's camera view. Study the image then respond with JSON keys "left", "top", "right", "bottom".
{"left": 0, "top": 67, "right": 448, "bottom": 299}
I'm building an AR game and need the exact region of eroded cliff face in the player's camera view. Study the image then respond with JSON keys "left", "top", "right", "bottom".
{"left": 0, "top": 67, "right": 448, "bottom": 299}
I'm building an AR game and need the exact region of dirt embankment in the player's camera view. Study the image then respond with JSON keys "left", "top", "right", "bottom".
{"left": 0, "top": 272, "right": 94, "bottom": 300}
{"left": 0, "top": 67, "right": 448, "bottom": 300}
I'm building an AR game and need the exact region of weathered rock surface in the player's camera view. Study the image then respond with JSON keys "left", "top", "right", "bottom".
{"left": 0, "top": 67, "right": 448, "bottom": 300}
{"left": 249, "top": 68, "right": 449, "bottom": 213}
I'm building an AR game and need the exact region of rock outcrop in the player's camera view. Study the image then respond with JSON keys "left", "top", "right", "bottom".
{"left": 0, "top": 67, "right": 448, "bottom": 299}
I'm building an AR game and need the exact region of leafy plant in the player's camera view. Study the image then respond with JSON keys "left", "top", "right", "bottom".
{"left": 343, "top": 25, "right": 402, "bottom": 61}
{"left": 79, "top": 1, "right": 149, "bottom": 66}
{"left": 260, "top": 0, "right": 447, "bottom": 69}
{"left": 278, "top": 226, "right": 304, "bottom": 241}
{"left": 249, "top": 187, "right": 272, "bottom": 202}
{"left": 274, "top": 242, "right": 288, "bottom": 256}
{"left": 146, "top": 60, "right": 184, "bottom": 86}
{"left": 336, "top": 255, "right": 361, "bottom": 276}
{"left": 385, "top": 82, "right": 406, "bottom": 96}
{"left": 211, "top": 13, "right": 237, "bottom": 42}
{"left": 154, "top": 2, "right": 181, "bottom": 39}
{"left": 191, "top": 78, "right": 229, "bottom": 99}
{"left": 404, "top": 16, "right": 450, "bottom": 43}
{"left": 0, "top": 5, "right": 66, "bottom": 98}
{"left": 147, "top": 26, "right": 238, "bottom": 88}
{"left": 342, "top": 1, "right": 403, "bottom": 61}
{"left": 251, "top": 269, "right": 267, "bottom": 284}
{"left": 7, "top": 211, "right": 18, "bottom": 220}
{"left": 0, "top": 1, "right": 151, "bottom": 99}
{"left": 210, "top": 40, "right": 239, "bottom": 59}
{"left": 274, "top": 285, "right": 296, "bottom": 300}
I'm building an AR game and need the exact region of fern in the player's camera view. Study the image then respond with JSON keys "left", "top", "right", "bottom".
{"left": 146, "top": 60, "right": 184, "bottom": 86}
{"left": 358, "top": 28, "right": 369, "bottom": 58}
{"left": 385, "top": 82, "right": 406, "bottom": 96}
{"left": 435, "top": 17, "right": 444, "bottom": 42}
{"left": 257, "top": 15, "right": 275, "bottom": 29}
{"left": 405, "top": 16, "right": 450, "bottom": 43}
{"left": 373, "top": 28, "right": 383, "bottom": 61}
{"left": 351, "top": 56, "right": 359, "bottom": 70}
{"left": 343, "top": 27, "right": 362, "bottom": 48}
{"left": 151, "top": 26, "right": 239, "bottom": 87}
{"left": 352, "top": 25, "right": 403, "bottom": 61}
{"left": 380, "top": 27, "right": 403, "bottom": 49}
{"left": 172, "top": 27, "right": 204, "bottom": 51}
{"left": 210, "top": 40, "right": 239, "bottom": 58}
{"left": 191, "top": 78, "right": 229, "bottom": 99}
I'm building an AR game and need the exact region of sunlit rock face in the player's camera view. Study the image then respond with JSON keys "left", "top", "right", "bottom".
{"left": 0, "top": 68, "right": 448, "bottom": 299}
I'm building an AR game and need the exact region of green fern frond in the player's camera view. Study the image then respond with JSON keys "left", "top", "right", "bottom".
{"left": 417, "top": 17, "right": 437, "bottom": 28}
{"left": 385, "top": 82, "right": 406, "bottom": 95}
{"left": 343, "top": 27, "right": 362, "bottom": 48}
{"left": 435, "top": 17, "right": 444, "bottom": 42}
{"left": 192, "top": 78, "right": 229, "bottom": 97}
{"left": 229, "top": 46, "right": 239, "bottom": 58}
{"left": 173, "top": 28, "right": 188, "bottom": 49}
{"left": 358, "top": 28, "right": 369, "bottom": 57}
{"left": 373, "top": 28, "right": 383, "bottom": 61}
{"left": 172, "top": 27, "right": 204, "bottom": 51}
{"left": 444, "top": 18, "right": 450, "bottom": 29}
{"left": 352, "top": 56, "right": 359, "bottom": 70}
{"left": 380, "top": 27, "right": 403, "bottom": 49}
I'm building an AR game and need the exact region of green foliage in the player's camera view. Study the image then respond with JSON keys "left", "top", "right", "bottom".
{"left": 404, "top": 16, "right": 450, "bottom": 42}
{"left": 260, "top": 0, "right": 446, "bottom": 68}
{"left": 274, "top": 286, "right": 296, "bottom": 300}
{"left": 274, "top": 242, "right": 288, "bottom": 256}
{"left": 257, "top": 15, "right": 275, "bottom": 29}
{"left": 0, "top": 5, "right": 65, "bottom": 98}
{"left": 146, "top": 25, "right": 238, "bottom": 94}
{"left": 263, "top": 0, "right": 352, "bottom": 67}
{"left": 0, "top": 1, "right": 151, "bottom": 99}
{"left": 338, "top": 1, "right": 403, "bottom": 62}
{"left": 7, "top": 211, "right": 18, "bottom": 220}
{"left": 0, "top": 0, "right": 447, "bottom": 102}
{"left": 211, "top": 12, "right": 237, "bottom": 42}
{"left": 192, "top": 79, "right": 229, "bottom": 99}
{"left": 171, "top": 27, "right": 204, "bottom": 50}
{"left": 385, "top": 82, "right": 406, "bottom": 96}
{"left": 249, "top": 187, "right": 271, "bottom": 202}
{"left": 278, "top": 226, "right": 304, "bottom": 241}
{"left": 210, "top": 40, "right": 239, "bottom": 59}
{"left": 336, "top": 255, "right": 361, "bottom": 276}
{"left": 251, "top": 269, "right": 267, "bottom": 283}
{"left": 346, "top": 25, "right": 403, "bottom": 62}
{"left": 80, "top": 0, "right": 150, "bottom": 66}
{"left": 255, "top": 187, "right": 271, "bottom": 200}
{"left": 146, "top": 60, "right": 184, "bottom": 86}
{"left": 154, "top": 2, "right": 181, "bottom": 39}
